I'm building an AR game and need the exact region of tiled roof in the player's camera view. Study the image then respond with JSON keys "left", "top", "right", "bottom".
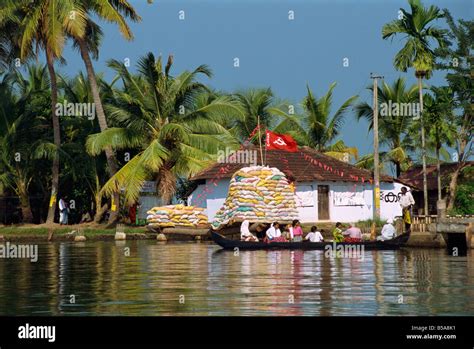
{"left": 191, "top": 146, "right": 396, "bottom": 183}
{"left": 398, "top": 161, "right": 474, "bottom": 190}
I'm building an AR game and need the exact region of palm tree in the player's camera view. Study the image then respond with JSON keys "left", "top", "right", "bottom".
{"left": 86, "top": 53, "right": 242, "bottom": 205}
{"left": 71, "top": 0, "right": 141, "bottom": 224}
{"left": 0, "top": 65, "right": 52, "bottom": 222}
{"left": 230, "top": 88, "right": 294, "bottom": 143}
{"left": 355, "top": 77, "right": 419, "bottom": 177}
{"left": 434, "top": 10, "right": 473, "bottom": 210}
{"left": 382, "top": 0, "right": 447, "bottom": 214}
{"left": 290, "top": 83, "right": 358, "bottom": 161}
{"left": 1, "top": 0, "right": 87, "bottom": 223}
{"left": 424, "top": 86, "right": 456, "bottom": 201}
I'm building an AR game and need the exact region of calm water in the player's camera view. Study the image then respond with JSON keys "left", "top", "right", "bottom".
{"left": 0, "top": 241, "right": 473, "bottom": 316}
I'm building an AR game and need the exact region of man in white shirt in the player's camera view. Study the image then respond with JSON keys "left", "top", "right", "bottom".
{"left": 266, "top": 222, "right": 282, "bottom": 241}
{"left": 378, "top": 218, "right": 396, "bottom": 241}
{"left": 399, "top": 187, "right": 415, "bottom": 233}
{"left": 305, "top": 226, "right": 324, "bottom": 242}
{"left": 58, "top": 197, "right": 68, "bottom": 225}
{"left": 240, "top": 220, "right": 258, "bottom": 242}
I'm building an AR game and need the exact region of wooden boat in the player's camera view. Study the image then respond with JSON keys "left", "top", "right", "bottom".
{"left": 211, "top": 230, "right": 410, "bottom": 250}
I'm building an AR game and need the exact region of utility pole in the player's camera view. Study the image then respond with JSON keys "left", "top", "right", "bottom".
{"left": 370, "top": 73, "right": 383, "bottom": 220}
{"left": 257, "top": 114, "right": 264, "bottom": 166}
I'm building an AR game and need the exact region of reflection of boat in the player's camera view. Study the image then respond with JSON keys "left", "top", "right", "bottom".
{"left": 211, "top": 230, "right": 410, "bottom": 251}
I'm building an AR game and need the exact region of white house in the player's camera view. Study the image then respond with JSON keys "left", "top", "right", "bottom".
{"left": 188, "top": 146, "right": 411, "bottom": 223}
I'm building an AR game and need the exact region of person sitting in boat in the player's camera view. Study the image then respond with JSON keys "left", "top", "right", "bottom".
{"left": 343, "top": 223, "right": 362, "bottom": 243}
{"left": 291, "top": 220, "right": 304, "bottom": 242}
{"left": 332, "top": 222, "right": 344, "bottom": 243}
{"left": 265, "top": 222, "right": 286, "bottom": 242}
{"left": 305, "top": 225, "right": 324, "bottom": 242}
{"left": 284, "top": 223, "right": 293, "bottom": 240}
{"left": 240, "top": 220, "right": 259, "bottom": 242}
{"left": 255, "top": 223, "right": 268, "bottom": 241}
{"left": 377, "top": 218, "right": 396, "bottom": 241}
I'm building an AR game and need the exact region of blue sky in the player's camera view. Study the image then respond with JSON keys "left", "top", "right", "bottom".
{"left": 59, "top": 0, "right": 472, "bottom": 172}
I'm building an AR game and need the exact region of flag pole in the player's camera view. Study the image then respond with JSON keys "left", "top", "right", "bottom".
{"left": 257, "top": 115, "right": 264, "bottom": 166}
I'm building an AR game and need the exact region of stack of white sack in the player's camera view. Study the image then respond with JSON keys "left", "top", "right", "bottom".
{"left": 211, "top": 166, "right": 299, "bottom": 230}
{"left": 147, "top": 204, "right": 208, "bottom": 228}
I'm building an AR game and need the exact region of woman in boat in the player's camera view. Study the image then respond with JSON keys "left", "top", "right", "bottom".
{"left": 305, "top": 225, "right": 324, "bottom": 242}
{"left": 291, "top": 220, "right": 304, "bottom": 242}
{"left": 343, "top": 223, "right": 362, "bottom": 243}
{"left": 265, "top": 222, "right": 286, "bottom": 242}
{"left": 332, "top": 222, "right": 344, "bottom": 243}
{"left": 240, "top": 220, "right": 259, "bottom": 242}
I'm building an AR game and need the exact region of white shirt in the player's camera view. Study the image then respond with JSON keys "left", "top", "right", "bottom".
{"left": 266, "top": 225, "right": 281, "bottom": 239}
{"left": 240, "top": 220, "right": 253, "bottom": 239}
{"left": 288, "top": 226, "right": 294, "bottom": 239}
{"left": 380, "top": 223, "right": 396, "bottom": 240}
{"left": 399, "top": 191, "right": 415, "bottom": 208}
{"left": 305, "top": 231, "right": 324, "bottom": 242}
{"left": 59, "top": 199, "right": 66, "bottom": 211}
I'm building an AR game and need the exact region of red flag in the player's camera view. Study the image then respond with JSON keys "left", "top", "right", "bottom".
{"left": 265, "top": 130, "right": 298, "bottom": 152}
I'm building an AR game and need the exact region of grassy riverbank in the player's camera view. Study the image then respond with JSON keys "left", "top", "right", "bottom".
{"left": 0, "top": 223, "right": 152, "bottom": 242}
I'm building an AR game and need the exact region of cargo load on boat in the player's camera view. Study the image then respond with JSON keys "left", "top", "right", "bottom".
{"left": 211, "top": 166, "right": 299, "bottom": 230}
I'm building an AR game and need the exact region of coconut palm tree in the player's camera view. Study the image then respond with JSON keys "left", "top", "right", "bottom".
{"left": 71, "top": 0, "right": 141, "bottom": 224}
{"left": 86, "top": 53, "right": 242, "bottom": 205}
{"left": 0, "top": 0, "right": 87, "bottom": 223}
{"left": 0, "top": 65, "right": 53, "bottom": 222}
{"left": 291, "top": 83, "right": 358, "bottom": 161}
{"left": 382, "top": 0, "right": 447, "bottom": 214}
{"left": 59, "top": 72, "right": 110, "bottom": 222}
{"left": 434, "top": 10, "right": 473, "bottom": 210}
{"left": 423, "top": 86, "right": 457, "bottom": 201}
{"left": 355, "top": 77, "right": 419, "bottom": 177}
{"left": 229, "top": 88, "right": 294, "bottom": 143}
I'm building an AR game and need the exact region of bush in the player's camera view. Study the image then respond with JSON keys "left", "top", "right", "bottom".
{"left": 449, "top": 182, "right": 474, "bottom": 215}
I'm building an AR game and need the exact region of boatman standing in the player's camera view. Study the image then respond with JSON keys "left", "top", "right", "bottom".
{"left": 399, "top": 187, "right": 415, "bottom": 233}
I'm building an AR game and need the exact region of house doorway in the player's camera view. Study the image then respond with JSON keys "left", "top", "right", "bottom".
{"left": 318, "top": 185, "right": 329, "bottom": 220}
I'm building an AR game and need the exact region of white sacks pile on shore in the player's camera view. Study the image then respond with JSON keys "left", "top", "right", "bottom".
{"left": 211, "top": 166, "right": 299, "bottom": 230}
{"left": 147, "top": 204, "right": 208, "bottom": 228}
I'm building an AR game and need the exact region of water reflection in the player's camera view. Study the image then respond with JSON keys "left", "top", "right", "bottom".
{"left": 0, "top": 241, "right": 472, "bottom": 316}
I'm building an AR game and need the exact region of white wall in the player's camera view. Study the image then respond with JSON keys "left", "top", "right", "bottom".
{"left": 189, "top": 178, "right": 409, "bottom": 223}
{"left": 380, "top": 182, "right": 406, "bottom": 220}
{"left": 295, "top": 183, "right": 318, "bottom": 223}
{"left": 327, "top": 182, "right": 374, "bottom": 222}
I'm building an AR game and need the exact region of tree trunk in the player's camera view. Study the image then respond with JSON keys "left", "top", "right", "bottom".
{"left": 395, "top": 162, "right": 401, "bottom": 178}
{"left": 45, "top": 47, "right": 60, "bottom": 224}
{"left": 436, "top": 144, "right": 441, "bottom": 201}
{"left": 17, "top": 184, "right": 34, "bottom": 223}
{"left": 418, "top": 76, "right": 429, "bottom": 215}
{"left": 447, "top": 137, "right": 467, "bottom": 210}
{"left": 447, "top": 166, "right": 461, "bottom": 211}
{"left": 78, "top": 37, "right": 120, "bottom": 225}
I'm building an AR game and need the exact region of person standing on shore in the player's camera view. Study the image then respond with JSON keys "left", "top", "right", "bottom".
{"left": 400, "top": 187, "right": 415, "bottom": 233}
{"left": 58, "top": 197, "right": 68, "bottom": 225}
